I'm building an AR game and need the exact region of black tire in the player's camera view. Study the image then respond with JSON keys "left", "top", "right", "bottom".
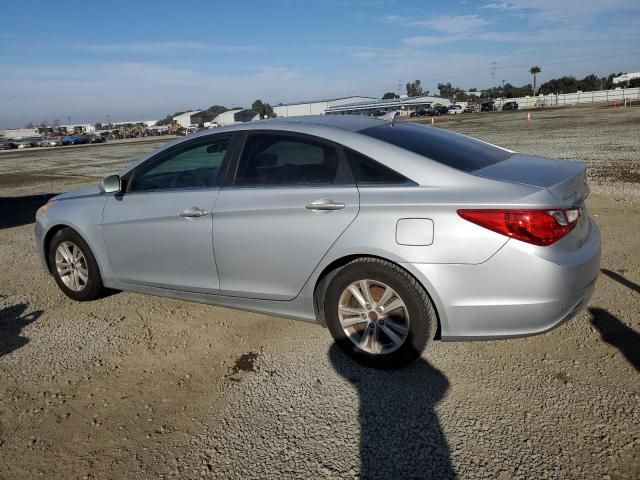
{"left": 48, "top": 227, "right": 105, "bottom": 301}
{"left": 324, "top": 257, "right": 437, "bottom": 369}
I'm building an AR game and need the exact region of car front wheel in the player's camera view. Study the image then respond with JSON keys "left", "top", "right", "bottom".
{"left": 324, "top": 258, "right": 437, "bottom": 369}
{"left": 48, "top": 228, "right": 105, "bottom": 301}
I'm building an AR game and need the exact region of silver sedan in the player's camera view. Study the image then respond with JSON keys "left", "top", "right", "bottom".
{"left": 35, "top": 115, "right": 601, "bottom": 368}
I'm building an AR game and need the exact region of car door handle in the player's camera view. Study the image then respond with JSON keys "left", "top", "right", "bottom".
{"left": 179, "top": 206, "right": 209, "bottom": 218}
{"left": 305, "top": 199, "right": 346, "bottom": 211}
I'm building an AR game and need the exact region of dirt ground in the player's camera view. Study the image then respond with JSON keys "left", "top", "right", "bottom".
{"left": 0, "top": 104, "right": 638, "bottom": 479}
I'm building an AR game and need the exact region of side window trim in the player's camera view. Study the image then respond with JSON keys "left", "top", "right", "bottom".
{"left": 125, "top": 133, "right": 236, "bottom": 194}
{"left": 224, "top": 130, "right": 355, "bottom": 189}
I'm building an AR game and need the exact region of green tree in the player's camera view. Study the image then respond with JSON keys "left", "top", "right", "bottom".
{"left": 156, "top": 111, "right": 186, "bottom": 126}
{"left": 405, "top": 80, "right": 425, "bottom": 97}
{"left": 437, "top": 82, "right": 469, "bottom": 101}
{"left": 529, "top": 66, "right": 542, "bottom": 93}
{"left": 24, "top": 122, "right": 35, "bottom": 129}
{"left": 205, "top": 105, "right": 229, "bottom": 117}
{"left": 251, "top": 100, "right": 274, "bottom": 118}
{"left": 382, "top": 92, "right": 399, "bottom": 99}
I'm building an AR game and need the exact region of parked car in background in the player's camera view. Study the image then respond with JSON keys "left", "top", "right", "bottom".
{"left": 42, "top": 137, "right": 63, "bottom": 147}
{"left": 502, "top": 101, "right": 519, "bottom": 111}
{"left": 62, "top": 135, "right": 86, "bottom": 146}
{"left": 35, "top": 115, "right": 600, "bottom": 368}
{"left": 83, "top": 134, "right": 106, "bottom": 144}
{"left": 434, "top": 105, "right": 449, "bottom": 115}
{"left": 14, "top": 138, "right": 34, "bottom": 149}
{"left": 27, "top": 136, "right": 46, "bottom": 147}
{"left": 0, "top": 138, "right": 17, "bottom": 150}
{"left": 448, "top": 105, "right": 464, "bottom": 115}
{"left": 481, "top": 101, "right": 496, "bottom": 112}
{"left": 410, "top": 109, "right": 428, "bottom": 117}
{"left": 371, "top": 110, "right": 387, "bottom": 117}
{"left": 464, "top": 104, "right": 477, "bottom": 113}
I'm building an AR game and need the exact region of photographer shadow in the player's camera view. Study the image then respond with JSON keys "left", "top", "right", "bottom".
{"left": 0, "top": 303, "right": 42, "bottom": 358}
{"left": 329, "top": 344, "right": 457, "bottom": 480}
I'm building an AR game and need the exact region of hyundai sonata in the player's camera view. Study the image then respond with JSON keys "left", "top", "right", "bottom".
{"left": 35, "top": 115, "right": 601, "bottom": 368}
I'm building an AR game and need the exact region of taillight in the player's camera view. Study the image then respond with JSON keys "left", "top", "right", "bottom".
{"left": 457, "top": 208, "right": 580, "bottom": 246}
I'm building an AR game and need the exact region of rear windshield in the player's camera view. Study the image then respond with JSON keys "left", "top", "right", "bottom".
{"left": 360, "top": 122, "right": 511, "bottom": 172}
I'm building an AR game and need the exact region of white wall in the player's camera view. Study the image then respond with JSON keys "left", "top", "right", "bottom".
{"left": 173, "top": 111, "right": 200, "bottom": 127}
{"left": 214, "top": 110, "right": 241, "bottom": 126}
{"left": 0, "top": 128, "right": 38, "bottom": 138}
{"left": 493, "top": 87, "right": 640, "bottom": 109}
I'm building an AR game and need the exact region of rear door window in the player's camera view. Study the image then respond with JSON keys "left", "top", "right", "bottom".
{"left": 234, "top": 133, "right": 347, "bottom": 186}
{"left": 360, "top": 122, "right": 511, "bottom": 172}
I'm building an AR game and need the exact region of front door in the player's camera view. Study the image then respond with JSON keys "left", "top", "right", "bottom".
{"left": 212, "top": 132, "right": 359, "bottom": 300}
{"left": 102, "top": 135, "right": 232, "bottom": 293}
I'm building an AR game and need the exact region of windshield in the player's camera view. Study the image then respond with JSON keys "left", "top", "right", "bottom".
{"left": 360, "top": 122, "right": 512, "bottom": 172}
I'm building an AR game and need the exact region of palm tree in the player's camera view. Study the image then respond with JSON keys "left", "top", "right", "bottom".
{"left": 529, "top": 66, "right": 542, "bottom": 94}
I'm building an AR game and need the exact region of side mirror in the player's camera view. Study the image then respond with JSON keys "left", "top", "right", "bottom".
{"left": 100, "top": 174, "right": 122, "bottom": 194}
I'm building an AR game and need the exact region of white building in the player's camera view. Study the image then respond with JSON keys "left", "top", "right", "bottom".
{"left": 109, "top": 120, "right": 158, "bottom": 127}
{"left": 0, "top": 128, "right": 39, "bottom": 139}
{"left": 213, "top": 109, "right": 259, "bottom": 126}
{"left": 173, "top": 110, "right": 202, "bottom": 128}
{"left": 613, "top": 72, "right": 640, "bottom": 84}
{"left": 273, "top": 96, "right": 377, "bottom": 117}
{"left": 325, "top": 95, "right": 451, "bottom": 116}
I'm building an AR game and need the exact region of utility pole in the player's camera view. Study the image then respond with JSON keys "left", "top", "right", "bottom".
{"left": 397, "top": 79, "right": 404, "bottom": 97}
{"left": 491, "top": 62, "right": 496, "bottom": 89}
{"left": 67, "top": 116, "right": 71, "bottom": 127}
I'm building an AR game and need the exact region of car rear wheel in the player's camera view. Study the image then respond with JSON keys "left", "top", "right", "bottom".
{"left": 48, "top": 228, "right": 105, "bottom": 301}
{"left": 324, "top": 258, "right": 437, "bottom": 369}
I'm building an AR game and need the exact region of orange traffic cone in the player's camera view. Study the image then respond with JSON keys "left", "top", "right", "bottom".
{"left": 431, "top": 117, "right": 435, "bottom": 125}
{"left": 527, "top": 112, "right": 531, "bottom": 122}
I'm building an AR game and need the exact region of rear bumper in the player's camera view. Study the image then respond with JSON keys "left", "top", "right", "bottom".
{"left": 404, "top": 220, "right": 601, "bottom": 340}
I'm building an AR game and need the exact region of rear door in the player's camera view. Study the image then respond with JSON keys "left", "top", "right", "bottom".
{"left": 212, "top": 131, "right": 359, "bottom": 300}
{"left": 102, "top": 134, "right": 234, "bottom": 293}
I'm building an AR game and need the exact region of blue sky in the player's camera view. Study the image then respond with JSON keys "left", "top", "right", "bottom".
{"left": 1, "top": 0, "right": 639, "bottom": 127}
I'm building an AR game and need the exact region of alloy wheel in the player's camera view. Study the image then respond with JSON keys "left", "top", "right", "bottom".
{"left": 338, "top": 279, "right": 410, "bottom": 355}
{"left": 55, "top": 241, "right": 89, "bottom": 292}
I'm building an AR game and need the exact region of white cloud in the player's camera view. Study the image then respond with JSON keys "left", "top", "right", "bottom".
{"left": 383, "top": 14, "right": 490, "bottom": 33}
{"left": 77, "top": 42, "right": 261, "bottom": 53}
{"left": 0, "top": 62, "right": 308, "bottom": 126}
{"left": 481, "top": 0, "right": 638, "bottom": 20}
{"left": 422, "top": 15, "right": 490, "bottom": 33}
{"left": 403, "top": 35, "right": 467, "bottom": 46}
{"left": 480, "top": 2, "right": 517, "bottom": 11}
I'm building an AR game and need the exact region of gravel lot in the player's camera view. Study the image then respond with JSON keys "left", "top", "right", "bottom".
{"left": 0, "top": 104, "right": 638, "bottom": 479}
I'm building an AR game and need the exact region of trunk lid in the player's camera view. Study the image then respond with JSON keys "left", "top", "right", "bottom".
{"left": 473, "top": 154, "right": 588, "bottom": 206}
{"left": 474, "top": 154, "right": 592, "bottom": 248}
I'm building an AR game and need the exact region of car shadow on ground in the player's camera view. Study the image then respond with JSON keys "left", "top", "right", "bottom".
{"left": 590, "top": 269, "right": 640, "bottom": 372}
{"left": 0, "top": 303, "right": 43, "bottom": 358}
{"left": 0, "top": 193, "right": 57, "bottom": 230}
{"left": 590, "top": 308, "right": 640, "bottom": 372}
{"left": 601, "top": 268, "right": 640, "bottom": 294}
{"left": 329, "top": 344, "right": 457, "bottom": 480}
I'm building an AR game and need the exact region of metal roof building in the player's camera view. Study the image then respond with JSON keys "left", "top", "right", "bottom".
{"left": 273, "top": 96, "right": 377, "bottom": 117}
{"left": 325, "top": 95, "right": 451, "bottom": 116}
{"left": 213, "top": 109, "right": 260, "bottom": 126}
